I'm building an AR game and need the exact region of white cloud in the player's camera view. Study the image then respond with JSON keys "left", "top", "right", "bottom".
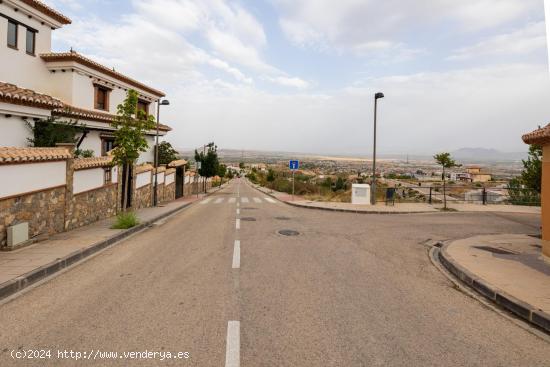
{"left": 262, "top": 76, "right": 310, "bottom": 89}
{"left": 449, "top": 22, "right": 547, "bottom": 60}
{"left": 275, "top": 0, "right": 542, "bottom": 56}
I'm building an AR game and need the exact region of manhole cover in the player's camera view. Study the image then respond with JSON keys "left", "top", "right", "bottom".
{"left": 241, "top": 217, "right": 256, "bottom": 221}
{"left": 275, "top": 216, "right": 291, "bottom": 220}
{"left": 278, "top": 230, "right": 300, "bottom": 236}
{"left": 473, "top": 246, "right": 516, "bottom": 255}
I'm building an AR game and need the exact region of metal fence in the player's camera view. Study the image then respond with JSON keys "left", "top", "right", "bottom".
{"left": 382, "top": 185, "right": 541, "bottom": 206}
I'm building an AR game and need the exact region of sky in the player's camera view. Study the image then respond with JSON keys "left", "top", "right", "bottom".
{"left": 43, "top": 0, "right": 550, "bottom": 156}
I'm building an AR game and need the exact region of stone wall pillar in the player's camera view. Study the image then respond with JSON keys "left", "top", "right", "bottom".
{"left": 542, "top": 145, "right": 550, "bottom": 259}
{"left": 56, "top": 143, "right": 75, "bottom": 231}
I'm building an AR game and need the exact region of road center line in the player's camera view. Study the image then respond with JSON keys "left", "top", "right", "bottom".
{"left": 225, "top": 321, "right": 240, "bottom": 367}
{"left": 236, "top": 219, "right": 240, "bottom": 230}
{"left": 236, "top": 209, "right": 240, "bottom": 215}
{"left": 232, "top": 240, "right": 240, "bottom": 269}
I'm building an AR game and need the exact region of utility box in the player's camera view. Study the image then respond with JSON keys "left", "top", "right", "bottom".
{"left": 6, "top": 222, "right": 30, "bottom": 250}
{"left": 352, "top": 184, "right": 371, "bottom": 205}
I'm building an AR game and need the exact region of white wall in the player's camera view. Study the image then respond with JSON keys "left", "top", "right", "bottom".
{"left": 0, "top": 4, "right": 55, "bottom": 96}
{"left": 77, "top": 130, "right": 103, "bottom": 156}
{"left": 0, "top": 161, "right": 66, "bottom": 198}
{"left": 138, "top": 136, "right": 155, "bottom": 164}
{"left": 0, "top": 115, "right": 32, "bottom": 147}
{"left": 165, "top": 173, "right": 174, "bottom": 185}
{"left": 73, "top": 168, "right": 104, "bottom": 194}
{"left": 136, "top": 171, "right": 151, "bottom": 188}
{"left": 111, "top": 165, "right": 118, "bottom": 183}
{"left": 156, "top": 172, "right": 165, "bottom": 184}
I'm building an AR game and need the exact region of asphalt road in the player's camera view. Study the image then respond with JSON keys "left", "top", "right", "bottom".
{"left": 0, "top": 178, "right": 548, "bottom": 366}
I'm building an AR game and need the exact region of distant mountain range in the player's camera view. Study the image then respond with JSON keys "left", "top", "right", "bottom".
{"left": 451, "top": 148, "right": 526, "bottom": 162}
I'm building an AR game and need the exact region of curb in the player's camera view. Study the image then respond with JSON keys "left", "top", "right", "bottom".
{"left": 438, "top": 241, "right": 550, "bottom": 333}
{"left": 0, "top": 199, "right": 198, "bottom": 302}
{"left": 248, "top": 183, "right": 436, "bottom": 215}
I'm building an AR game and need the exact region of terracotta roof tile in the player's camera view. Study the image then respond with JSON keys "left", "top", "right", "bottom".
{"left": 168, "top": 159, "right": 187, "bottom": 167}
{"left": 19, "top": 0, "right": 71, "bottom": 25}
{"left": 135, "top": 164, "right": 154, "bottom": 174}
{"left": 40, "top": 52, "right": 164, "bottom": 97}
{"left": 73, "top": 156, "right": 114, "bottom": 170}
{"left": 0, "top": 82, "right": 64, "bottom": 110}
{"left": 523, "top": 124, "right": 550, "bottom": 145}
{"left": 53, "top": 105, "right": 172, "bottom": 132}
{"left": 0, "top": 147, "right": 71, "bottom": 164}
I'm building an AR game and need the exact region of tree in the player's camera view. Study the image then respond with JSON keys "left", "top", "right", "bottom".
{"left": 434, "top": 152, "right": 461, "bottom": 209}
{"left": 239, "top": 162, "right": 245, "bottom": 169}
{"left": 266, "top": 168, "right": 276, "bottom": 192}
{"left": 111, "top": 89, "right": 155, "bottom": 210}
{"left": 217, "top": 164, "right": 227, "bottom": 187}
{"left": 520, "top": 145, "right": 542, "bottom": 193}
{"left": 195, "top": 143, "right": 220, "bottom": 192}
{"left": 334, "top": 177, "right": 345, "bottom": 191}
{"left": 26, "top": 116, "right": 82, "bottom": 148}
{"left": 158, "top": 141, "right": 179, "bottom": 165}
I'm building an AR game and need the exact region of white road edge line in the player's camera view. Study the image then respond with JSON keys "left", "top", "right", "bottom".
{"left": 225, "top": 321, "right": 240, "bottom": 367}
{"left": 236, "top": 219, "right": 240, "bottom": 230}
{"left": 232, "top": 240, "right": 240, "bottom": 269}
{"left": 236, "top": 209, "right": 240, "bottom": 215}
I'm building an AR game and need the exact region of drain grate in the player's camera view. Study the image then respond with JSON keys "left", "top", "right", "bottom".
{"left": 278, "top": 230, "right": 300, "bottom": 236}
{"left": 241, "top": 217, "right": 256, "bottom": 222}
{"left": 275, "top": 217, "right": 291, "bottom": 221}
{"left": 473, "top": 246, "right": 517, "bottom": 255}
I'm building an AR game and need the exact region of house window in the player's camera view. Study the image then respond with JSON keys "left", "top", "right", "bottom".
{"left": 94, "top": 85, "right": 110, "bottom": 111}
{"left": 7, "top": 20, "right": 17, "bottom": 49}
{"left": 137, "top": 100, "right": 150, "bottom": 115}
{"left": 101, "top": 137, "right": 115, "bottom": 156}
{"left": 26, "top": 28, "right": 35, "bottom": 55}
{"left": 104, "top": 168, "right": 112, "bottom": 184}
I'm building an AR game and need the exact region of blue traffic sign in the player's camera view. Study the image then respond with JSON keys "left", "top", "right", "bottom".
{"left": 289, "top": 160, "right": 299, "bottom": 170}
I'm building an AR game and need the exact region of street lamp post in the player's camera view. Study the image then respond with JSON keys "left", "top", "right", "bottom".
{"left": 154, "top": 99, "right": 170, "bottom": 206}
{"left": 371, "top": 92, "right": 384, "bottom": 205}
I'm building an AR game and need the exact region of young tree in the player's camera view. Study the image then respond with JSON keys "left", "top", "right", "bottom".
{"left": 195, "top": 143, "right": 220, "bottom": 191}
{"left": 434, "top": 152, "right": 461, "bottom": 210}
{"left": 111, "top": 89, "right": 156, "bottom": 210}
{"left": 520, "top": 144, "right": 542, "bottom": 193}
{"left": 217, "top": 164, "right": 227, "bottom": 187}
{"left": 158, "top": 141, "right": 179, "bottom": 165}
{"left": 266, "top": 168, "right": 276, "bottom": 192}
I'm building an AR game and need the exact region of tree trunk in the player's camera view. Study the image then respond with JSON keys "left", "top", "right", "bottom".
{"left": 123, "top": 163, "right": 130, "bottom": 211}
{"left": 443, "top": 166, "right": 447, "bottom": 210}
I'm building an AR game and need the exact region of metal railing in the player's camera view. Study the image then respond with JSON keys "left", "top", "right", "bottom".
{"left": 382, "top": 185, "right": 541, "bottom": 206}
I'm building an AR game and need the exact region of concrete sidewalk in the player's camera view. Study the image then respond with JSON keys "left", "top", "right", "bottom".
{"left": 0, "top": 186, "right": 224, "bottom": 301}
{"left": 439, "top": 234, "right": 550, "bottom": 332}
{"left": 251, "top": 183, "right": 541, "bottom": 215}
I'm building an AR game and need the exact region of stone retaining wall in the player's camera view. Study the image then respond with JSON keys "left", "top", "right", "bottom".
{"left": 0, "top": 186, "right": 66, "bottom": 247}
{"left": 164, "top": 183, "right": 175, "bottom": 202}
{"left": 66, "top": 184, "right": 118, "bottom": 230}
{"left": 134, "top": 184, "right": 153, "bottom": 210}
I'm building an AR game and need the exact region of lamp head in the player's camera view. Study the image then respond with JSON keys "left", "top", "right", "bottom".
{"left": 375, "top": 92, "right": 384, "bottom": 100}
{"left": 160, "top": 100, "right": 170, "bottom": 106}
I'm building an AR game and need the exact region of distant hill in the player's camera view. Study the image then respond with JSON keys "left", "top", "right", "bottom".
{"left": 451, "top": 148, "right": 526, "bottom": 162}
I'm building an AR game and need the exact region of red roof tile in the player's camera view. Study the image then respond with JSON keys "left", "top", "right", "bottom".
{"left": 0, "top": 82, "right": 64, "bottom": 110}
{"left": 523, "top": 124, "right": 550, "bottom": 145}
{"left": 19, "top": 0, "right": 71, "bottom": 25}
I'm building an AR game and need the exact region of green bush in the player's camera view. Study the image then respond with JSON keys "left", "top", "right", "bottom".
{"left": 112, "top": 211, "right": 140, "bottom": 229}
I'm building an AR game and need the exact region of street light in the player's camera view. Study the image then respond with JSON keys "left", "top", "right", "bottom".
{"left": 154, "top": 99, "right": 170, "bottom": 206}
{"left": 371, "top": 92, "right": 384, "bottom": 205}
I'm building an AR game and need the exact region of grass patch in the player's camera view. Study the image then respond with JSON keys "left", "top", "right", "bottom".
{"left": 111, "top": 211, "right": 140, "bottom": 229}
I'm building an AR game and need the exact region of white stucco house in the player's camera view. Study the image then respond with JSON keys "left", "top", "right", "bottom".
{"left": 0, "top": 0, "right": 170, "bottom": 163}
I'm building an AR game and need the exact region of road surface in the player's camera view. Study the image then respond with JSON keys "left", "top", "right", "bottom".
{"left": 0, "top": 178, "right": 548, "bottom": 366}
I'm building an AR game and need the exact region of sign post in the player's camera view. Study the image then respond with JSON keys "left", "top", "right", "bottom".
{"left": 289, "top": 160, "right": 299, "bottom": 201}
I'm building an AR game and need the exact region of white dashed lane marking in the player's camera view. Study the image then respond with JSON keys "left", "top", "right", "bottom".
{"left": 241, "top": 197, "right": 249, "bottom": 203}
{"left": 225, "top": 321, "right": 240, "bottom": 367}
{"left": 200, "top": 198, "right": 212, "bottom": 205}
{"left": 253, "top": 197, "right": 262, "bottom": 203}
